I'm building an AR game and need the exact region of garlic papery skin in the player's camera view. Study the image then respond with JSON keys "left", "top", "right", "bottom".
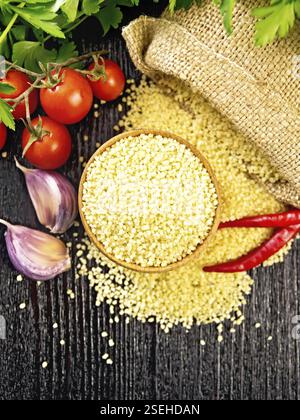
{"left": 0, "top": 220, "right": 71, "bottom": 281}
{"left": 15, "top": 159, "right": 78, "bottom": 234}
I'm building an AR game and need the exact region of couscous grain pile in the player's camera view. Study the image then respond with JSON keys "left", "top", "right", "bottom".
{"left": 77, "top": 78, "right": 294, "bottom": 331}
{"left": 82, "top": 133, "right": 218, "bottom": 268}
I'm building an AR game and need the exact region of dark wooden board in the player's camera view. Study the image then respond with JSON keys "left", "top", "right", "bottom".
{"left": 0, "top": 2, "right": 300, "bottom": 401}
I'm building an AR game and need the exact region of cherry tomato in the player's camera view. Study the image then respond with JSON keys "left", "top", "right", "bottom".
{"left": 88, "top": 59, "right": 125, "bottom": 102}
{"left": 40, "top": 68, "right": 93, "bottom": 125}
{"left": 0, "top": 123, "right": 7, "bottom": 150}
{"left": 0, "top": 70, "right": 38, "bottom": 120}
{"left": 22, "top": 116, "right": 72, "bottom": 170}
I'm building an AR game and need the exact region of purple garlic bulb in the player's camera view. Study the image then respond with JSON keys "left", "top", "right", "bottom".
{"left": 15, "top": 158, "right": 78, "bottom": 234}
{"left": 0, "top": 220, "right": 71, "bottom": 281}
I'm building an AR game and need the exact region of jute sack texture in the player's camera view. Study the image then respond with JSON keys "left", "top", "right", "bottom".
{"left": 123, "top": 1, "right": 300, "bottom": 207}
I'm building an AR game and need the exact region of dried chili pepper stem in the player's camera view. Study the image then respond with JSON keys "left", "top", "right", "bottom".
{"left": 204, "top": 224, "right": 300, "bottom": 273}
{"left": 220, "top": 209, "right": 300, "bottom": 229}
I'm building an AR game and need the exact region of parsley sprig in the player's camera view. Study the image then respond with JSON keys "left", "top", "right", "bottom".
{"left": 253, "top": 0, "right": 300, "bottom": 47}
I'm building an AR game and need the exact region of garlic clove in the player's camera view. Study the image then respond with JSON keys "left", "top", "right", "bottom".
{"left": 15, "top": 158, "right": 78, "bottom": 234}
{"left": 0, "top": 219, "right": 71, "bottom": 281}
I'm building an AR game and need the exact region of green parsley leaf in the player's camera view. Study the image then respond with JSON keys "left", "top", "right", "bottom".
{"left": 9, "top": 5, "right": 65, "bottom": 38}
{"left": 11, "top": 25, "right": 27, "bottom": 42}
{"left": 219, "top": 0, "right": 236, "bottom": 35}
{"left": 295, "top": 0, "right": 300, "bottom": 17}
{"left": 169, "top": 0, "right": 201, "bottom": 12}
{"left": 51, "top": 0, "right": 69, "bottom": 13}
{"left": 0, "top": 83, "right": 16, "bottom": 95}
{"left": 0, "top": 98, "right": 15, "bottom": 130}
{"left": 12, "top": 41, "right": 57, "bottom": 73}
{"left": 55, "top": 41, "right": 79, "bottom": 63}
{"left": 96, "top": 2, "right": 123, "bottom": 35}
{"left": 82, "top": 0, "right": 104, "bottom": 16}
{"left": 253, "top": 0, "right": 297, "bottom": 47}
{"left": 169, "top": 0, "right": 177, "bottom": 12}
{"left": 118, "top": 0, "right": 137, "bottom": 5}
{"left": 61, "top": 0, "right": 80, "bottom": 22}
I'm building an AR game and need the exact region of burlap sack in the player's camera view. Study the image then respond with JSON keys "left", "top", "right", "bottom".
{"left": 123, "top": 1, "right": 300, "bottom": 207}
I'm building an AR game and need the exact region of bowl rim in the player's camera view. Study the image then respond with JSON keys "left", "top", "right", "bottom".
{"left": 78, "top": 129, "right": 222, "bottom": 273}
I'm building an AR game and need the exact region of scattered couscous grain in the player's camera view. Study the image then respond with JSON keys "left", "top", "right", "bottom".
{"left": 82, "top": 133, "right": 218, "bottom": 268}
{"left": 217, "top": 324, "right": 223, "bottom": 333}
{"left": 108, "top": 339, "right": 115, "bottom": 347}
{"left": 255, "top": 323, "right": 261, "bottom": 329}
{"left": 53, "top": 323, "right": 58, "bottom": 330}
{"left": 67, "top": 289, "right": 75, "bottom": 300}
{"left": 76, "top": 79, "right": 294, "bottom": 332}
{"left": 16, "top": 275, "right": 23, "bottom": 282}
{"left": 42, "top": 361, "right": 48, "bottom": 369}
{"left": 267, "top": 336, "right": 273, "bottom": 342}
{"left": 83, "top": 135, "right": 89, "bottom": 142}
{"left": 60, "top": 340, "right": 65, "bottom": 346}
{"left": 102, "top": 353, "right": 109, "bottom": 360}
{"left": 101, "top": 331, "right": 108, "bottom": 338}
{"left": 106, "top": 358, "right": 113, "bottom": 365}
{"left": 1, "top": 151, "right": 8, "bottom": 159}
{"left": 200, "top": 340, "right": 206, "bottom": 346}
{"left": 19, "top": 303, "right": 26, "bottom": 310}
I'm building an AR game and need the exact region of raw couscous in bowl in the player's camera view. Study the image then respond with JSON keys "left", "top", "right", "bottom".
{"left": 79, "top": 130, "right": 222, "bottom": 273}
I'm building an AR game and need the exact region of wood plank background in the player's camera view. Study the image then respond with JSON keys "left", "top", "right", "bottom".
{"left": 0, "top": 1, "right": 300, "bottom": 400}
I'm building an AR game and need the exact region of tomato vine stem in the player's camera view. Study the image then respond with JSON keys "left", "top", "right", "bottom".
{"left": 2, "top": 50, "right": 107, "bottom": 109}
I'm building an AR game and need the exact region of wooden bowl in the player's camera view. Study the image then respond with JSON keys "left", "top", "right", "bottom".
{"left": 79, "top": 129, "right": 222, "bottom": 273}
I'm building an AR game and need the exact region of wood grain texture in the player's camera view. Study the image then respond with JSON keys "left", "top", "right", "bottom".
{"left": 0, "top": 2, "right": 300, "bottom": 400}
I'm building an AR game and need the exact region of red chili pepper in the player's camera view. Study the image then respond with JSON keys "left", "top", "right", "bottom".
{"left": 220, "top": 210, "right": 300, "bottom": 229}
{"left": 203, "top": 224, "right": 300, "bottom": 273}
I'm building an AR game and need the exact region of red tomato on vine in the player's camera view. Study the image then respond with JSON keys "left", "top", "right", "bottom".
{"left": 88, "top": 59, "right": 125, "bottom": 102}
{"left": 40, "top": 68, "right": 93, "bottom": 125}
{"left": 0, "top": 70, "right": 38, "bottom": 120}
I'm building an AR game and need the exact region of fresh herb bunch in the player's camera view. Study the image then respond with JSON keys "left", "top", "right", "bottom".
{"left": 212, "top": 0, "right": 300, "bottom": 46}
{"left": 0, "top": 0, "right": 137, "bottom": 72}
{"left": 0, "top": 0, "right": 299, "bottom": 73}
